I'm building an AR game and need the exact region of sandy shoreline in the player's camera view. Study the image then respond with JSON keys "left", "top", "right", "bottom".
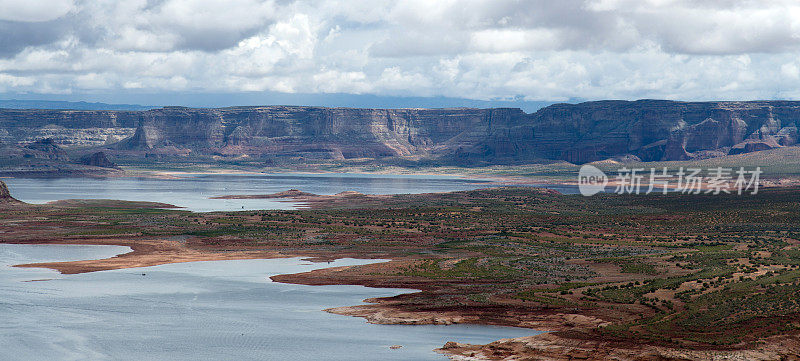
{"left": 7, "top": 166, "right": 800, "bottom": 196}
{"left": 9, "top": 237, "right": 800, "bottom": 360}
{"left": 5, "top": 181, "right": 800, "bottom": 360}
{"left": 10, "top": 238, "right": 292, "bottom": 274}
{"left": 90, "top": 166, "right": 549, "bottom": 185}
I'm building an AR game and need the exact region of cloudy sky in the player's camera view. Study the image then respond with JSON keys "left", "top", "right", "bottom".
{"left": 1, "top": 0, "right": 800, "bottom": 107}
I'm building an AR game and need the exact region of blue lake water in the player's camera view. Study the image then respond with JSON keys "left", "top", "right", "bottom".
{"left": 2, "top": 173, "right": 587, "bottom": 212}
{"left": 2, "top": 173, "right": 509, "bottom": 212}
{"left": 0, "top": 244, "right": 539, "bottom": 360}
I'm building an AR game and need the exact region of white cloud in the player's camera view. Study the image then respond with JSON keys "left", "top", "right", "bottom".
{"left": 470, "top": 29, "right": 561, "bottom": 52}
{"left": 0, "top": 0, "right": 74, "bottom": 22}
{"left": 0, "top": 73, "right": 35, "bottom": 88}
{"left": 781, "top": 63, "right": 800, "bottom": 79}
{"left": 312, "top": 70, "right": 369, "bottom": 93}
{"left": 1, "top": 0, "right": 800, "bottom": 102}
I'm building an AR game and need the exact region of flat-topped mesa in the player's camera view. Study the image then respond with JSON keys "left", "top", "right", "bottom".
{"left": 3, "top": 100, "right": 800, "bottom": 164}
{"left": 211, "top": 189, "right": 370, "bottom": 201}
{"left": 211, "top": 189, "right": 319, "bottom": 199}
{"left": 0, "top": 181, "right": 20, "bottom": 203}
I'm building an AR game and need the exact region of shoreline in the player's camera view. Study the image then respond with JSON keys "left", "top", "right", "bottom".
{"left": 132, "top": 167, "right": 529, "bottom": 186}
{"left": 1, "top": 166, "right": 535, "bottom": 185}
{"left": 5, "top": 166, "right": 800, "bottom": 195}
{"left": 8, "top": 239, "right": 799, "bottom": 360}
{"left": 5, "top": 182, "right": 800, "bottom": 360}
{"left": 10, "top": 238, "right": 292, "bottom": 274}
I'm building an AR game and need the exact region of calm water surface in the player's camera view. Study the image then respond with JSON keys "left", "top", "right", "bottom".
{"left": 0, "top": 244, "right": 539, "bottom": 360}
{"left": 3, "top": 173, "right": 509, "bottom": 212}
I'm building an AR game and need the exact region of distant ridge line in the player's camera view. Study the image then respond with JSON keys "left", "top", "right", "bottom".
{"left": 0, "top": 99, "right": 153, "bottom": 111}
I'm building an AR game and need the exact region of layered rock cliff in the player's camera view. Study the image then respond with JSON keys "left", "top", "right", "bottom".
{"left": 0, "top": 180, "right": 19, "bottom": 203}
{"left": 475, "top": 100, "right": 800, "bottom": 163}
{"left": 0, "top": 109, "right": 138, "bottom": 148}
{"left": 115, "top": 106, "right": 495, "bottom": 160}
{"left": 1, "top": 100, "right": 799, "bottom": 164}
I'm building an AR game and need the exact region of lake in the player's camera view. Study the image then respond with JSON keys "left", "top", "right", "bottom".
{"left": 2, "top": 173, "right": 507, "bottom": 212}
{"left": 2, "top": 173, "right": 589, "bottom": 212}
{"left": 0, "top": 244, "right": 539, "bottom": 360}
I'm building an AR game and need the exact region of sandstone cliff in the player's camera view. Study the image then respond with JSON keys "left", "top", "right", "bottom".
{"left": 79, "top": 152, "right": 118, "bottom": 169}
{"left": 482, "top": 100, "right": 800, "bottom": 163}
{"left": 0, "top": 181, "right": 19, "bottom": 203}
{"left": 2, "top": 100, "right": 799, "bottom": 164}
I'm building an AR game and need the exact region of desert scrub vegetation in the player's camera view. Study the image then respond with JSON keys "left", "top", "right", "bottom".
{"left": 5, "top": 186, "right": 800, "bottom": 346}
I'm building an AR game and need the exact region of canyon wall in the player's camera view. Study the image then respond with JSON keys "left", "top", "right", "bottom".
{"left": 2, "top": 100, "right": 799, "bottom": 164}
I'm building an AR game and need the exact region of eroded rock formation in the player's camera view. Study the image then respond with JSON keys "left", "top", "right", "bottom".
{"left": 79, "top": 151, "right": 118, "bottom": 169}
{"left": 2, "top": 100, "right": 800, "bottom": 164}
{"left": 0, "top": 181, "right": 19, "bottom": 203}
{"left": 23, "top": 138, "right": 70, "bottom": 161}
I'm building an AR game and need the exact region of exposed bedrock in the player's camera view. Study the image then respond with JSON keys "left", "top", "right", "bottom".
{"left": 79, "top": 151, "right": 118, "bottom": 169}
{"left": 2, "top": 100, "right": 800, "bottom": 164}
{"left": 0, "top": 180, "right": 19, "bottom": 203}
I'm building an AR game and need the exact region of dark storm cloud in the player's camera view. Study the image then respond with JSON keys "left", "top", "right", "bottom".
{"left": 171, "top": 27, "right": 266, "bottom": 52}
{"left": 124, "top": 0, "right": 275, "bottom": 52}
{"left": 0, "top": 18, "right": 70, "bottom": 58}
